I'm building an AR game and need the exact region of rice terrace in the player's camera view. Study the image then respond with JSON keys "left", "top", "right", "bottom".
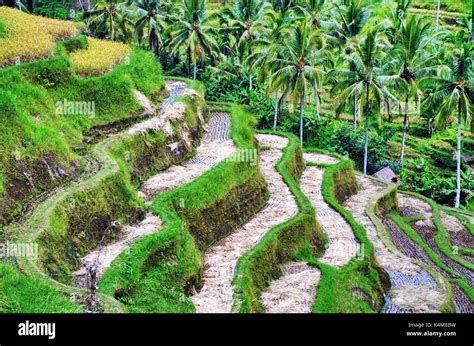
{"left": 0, "top": 0, "right": 473, "bottom": 338}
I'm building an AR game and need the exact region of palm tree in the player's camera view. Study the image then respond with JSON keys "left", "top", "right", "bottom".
{"left": 423, "top": 44, "right": 473, "bottom": 208}
{"left": 132, "top": 0, "right": 167, "bottom": 56}
{"left": 435, "top": 0, "right": 441, "bottom": 31}
{"left": 168, "top": 0, "right": 219, "bottom": 80}
{"left": 330, "top": 29, "right": 396, "bottom": 174}
{"left": 389, "top": 16, "right": 438, "bottom": 168}
{"left": 84, "top": 0, "right": 130, "bottom": 41}
{"left": 329, "top": 0, "right": 368, "bottom": 48}
{"left": 220, "top": 0, "right": 271, "bottom": 88}
{"left": 267, "top": 22, "right": 324, "bottom": 145}
{"left": 296, "top": 0, "right": 326, "bottom": 29}
{"left": 328, "top": 0, "right": 369, "bottom": 130}
{"left": 382, "top": 0, "right": 411, "bottom": 43}
{"left": 246, "top": 9, "right": 294, "bottom": 130}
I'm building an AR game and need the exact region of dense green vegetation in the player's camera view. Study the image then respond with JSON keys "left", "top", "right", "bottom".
{"left": 0, "top": 39, "right": 165, "bottom": 225}
{"left": 2, "top": 0, "right": 472, "bottom": 212}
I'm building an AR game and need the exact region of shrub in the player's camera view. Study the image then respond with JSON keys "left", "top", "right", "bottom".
{"left": 400, "top": 158, "right": 473, "bottom": 206}
{"left": 62, "top": 35, "right": 88, "bottom": 53}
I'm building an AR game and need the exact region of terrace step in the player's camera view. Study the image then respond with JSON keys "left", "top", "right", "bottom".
{"left": 191, "top": 134, "right": 298, "bottom": 313}
{"left": 74, "top": 94, "right": 235, "bottom": 287}
{"left": 261, "top": 262, "right": 320, "bottom": 313}
{"left": 139, "top": 112, "right": 235, "bottom": 202}
{"left": 343, "top": 177, "right": 446, "bottom": 313}
{"left": 300, "top": 153, "right": 360, "bottom": 267}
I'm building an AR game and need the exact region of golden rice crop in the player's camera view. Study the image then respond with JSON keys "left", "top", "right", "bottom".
{"left": 69, "top": 38, "right": 131, "bottom": 76}
{"left": 0, "top": 7, "right": 78, "bottom": 67}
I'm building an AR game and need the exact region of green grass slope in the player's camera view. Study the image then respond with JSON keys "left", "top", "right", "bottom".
{"left": 0, "top": 42, "right": 165, "bottom": 226}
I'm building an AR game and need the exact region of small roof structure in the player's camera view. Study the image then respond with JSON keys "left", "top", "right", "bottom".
{"left": 373, "top": 166, "right": 398, "bottom": 184}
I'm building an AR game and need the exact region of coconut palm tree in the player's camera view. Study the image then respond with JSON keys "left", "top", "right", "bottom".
{"left": 435, "top": 0, "right": 441, "bottom": 31}
{"left": 330, "top": 29, "right": 396, "bottom": 174}
{"left": 423, "top": 44, "right": 473, "bottom": 208}
{"left": 84, "top": 0, "right": 131, "bottom": 41}
{"left": 328, "top": 0, "right": 369, "bottom": 130}
{"left": 295, "top": 0, "right": 326, "bottom": 29}
{"left": 382, "top": 0, "right": 411, "bottom": 43}
{"left": 220, "top": 0, "right": 271, "bottom": 54}
{"left": 168, "top": 0, "right": 219, "bottom": 80}
{"left": 246, "top": 9, "right": 294, "bottom": 130}
{"left": 132, "top": 0, "right": 168, "bottom": 56}
{"left": 220, "top": 0, "right": 271, "bottom": 88}
{"left": 328, "top": 0, "right": 369, "bottom": 48}
{"left": 389, "top": 16, "right": 438, "bottom": 169}
{"left": 267, "top": 21, "right": 325, "bottom": 145}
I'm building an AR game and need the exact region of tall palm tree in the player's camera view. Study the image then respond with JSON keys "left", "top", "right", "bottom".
{"left": 84, "top": 0, "right": 130, "bottom": 41}
{"left": 168, "top": 0, "right": 219, "bottom": 80}
{"left": 435, "top": 0, "right": 441, "bottom": 31}
{"left": 246, "top": 9, "right": 294, "bottom": 130}
{"left": 329, "top": 0, "right": 368, "bottom": 48}
{"left": 389, "top": 16, "right": 438, "bottom": 168}
{"left": 267, "top": 22, "right": 324, "bottom": 145}
{"left": 330, "top": 29, "right": 396, "bottom": 174}
{"left": 423, "top": 44, "right": 473, "bottom": 208}
{"left": 220, "top": 0, "right": 271, "bottom": 88}
{"left": 382, "top": 0, "right": 411, "bottom": 43}
{"left": 132, "top": 0, "right": 167, "bottom": 56}
{"left": 328, "top": 0, "right": 369, "bottom": 130}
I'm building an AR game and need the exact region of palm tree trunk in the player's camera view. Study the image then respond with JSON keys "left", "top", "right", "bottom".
{"left": 455, "top": 103, "right": 462, "bottom": 208}
{"left": 299, "top": 94, "right": 304, "bottom": 146}
{"left": 315, "top": 92, "right": 320, "bottom": 121}
{"left": 109, "top": 15, "right": 114, "bottom": 41}
{"left": 387, "top": 100, "right": 392, "bottom": 123}
{"left": 249, "top": 75, "right": 253, "bottom": 91}
{"left": 353, "top": 94, "right": 358, "bottom": 130}
{"left": 472, "top": 13, "right": 474, "bottom": 44}
{"left": 363, "top": 85, "right": 370, "bottom": 175}
{"left": 435, "top": 0, "right": 441, "bottom": 31}
{"left": 193, "top": 64, "right": 197, "bottom": 80}
{"left": 273, "top": 90, "right": 279, "bottom": 131}
{"left": 187, "top": 47, "right": 191, "bottom": 78}
{"left": 399, "top": 98, "right": 409, "bottom": 169}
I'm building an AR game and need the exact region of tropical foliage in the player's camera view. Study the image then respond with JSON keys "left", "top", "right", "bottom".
{"left": 1, "top": 0, "right": 473, "bottom": 209}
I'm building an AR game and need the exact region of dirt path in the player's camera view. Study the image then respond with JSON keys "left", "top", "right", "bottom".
{"left": 73, "top": 88, "right": 233, "bottom": 286}
{"left": 191, "top": 134, "right": 298, "bottom": 313}
{"left": 260, "top": 262, "right": 320, "bottom": 313}
{"left": 260, "top": 152, "right": 363, "bottom": 313}
{"left": 300, "top": 153, "right": 360, "bottom": 267}
{"left": 343, "top": 176, "right": 446, "bottom": 313}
